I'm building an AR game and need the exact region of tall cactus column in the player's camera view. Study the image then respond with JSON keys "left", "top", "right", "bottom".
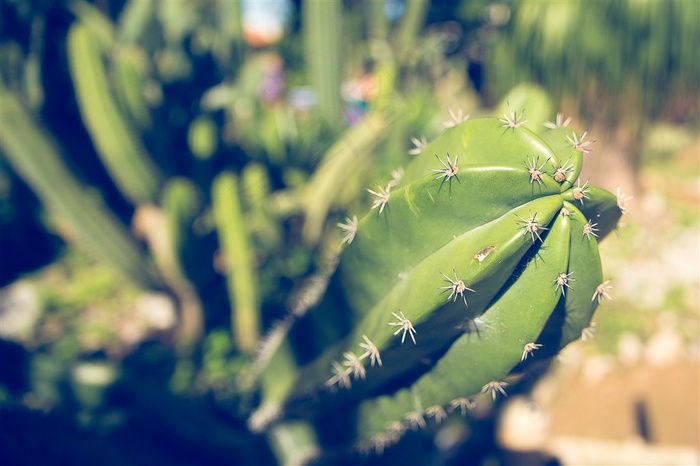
{"left": 303, "top": 0, "right": 343, "bottom": 129}
{"left": 212, "top": 171, "right": 260, "bottom": 354}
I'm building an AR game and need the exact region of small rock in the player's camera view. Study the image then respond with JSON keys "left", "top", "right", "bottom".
{"left": 0, "top": 281, "right": 41, "bottom": 341}
{"left": 497, "top": 396, "right": 550, "bottom": 451}
{"left": 618, "top": 332, "right": 643, "bottom": 366}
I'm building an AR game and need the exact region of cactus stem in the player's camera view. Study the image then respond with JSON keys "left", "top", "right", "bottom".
{"left": 553, "top": 271, "right": 575, "bottom": 296}
{"left": 481, "top": 380, "right": 509, "bottom": 400}
{"left": 526, "top": 156, "right": 547, "bottom": 185}
{"left": 367, "top": 184, "right": 391, "bottom": 214}
{"left": 443, "top": 108, "right": 470, "bottom": 128}
{"left": 573, "top": 179, "right": 591, "bottom": 204}
{"left": 566, "top": 129, "right": 595, "bottom": 153}
{"left": 337, "top": 215, "right": 358, "bottom": 245}
{"left": 544, "top": 112, "right": 573, "bottom": 129}
{"left": 449, "top": 397, "right": 476, "bottom": 415}
{"left": 359, "top": 335, "right": 382, "bottom": 367}
{"left": 499, "top": 105, "right": 528, "bottom": 130}
{"left": 408, "top": 136, "right": 428, "bottom": 155}
{"left": 582, "top": 219, "right": 600, "bottom": 239}
{"left": 439, "top": 269, "right": 475, "bottom": 307}
{"left": 521, "top": 342, "right": 543, "bottom": 361}
{"left": 592, "top": 280, "right": 614, "bottom": 303}
{"left": 389, "top": 311, "right": 417, "bottom": 344}
{"left": 515, "top": 211, "right": 548, "bottom": 242}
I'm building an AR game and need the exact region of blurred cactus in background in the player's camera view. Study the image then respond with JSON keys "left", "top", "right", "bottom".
{"left": 485, "top": 0, "right": 700, "bottom": 191}
{"left": 0, "top": 0, "right": 694, "bottom": 464}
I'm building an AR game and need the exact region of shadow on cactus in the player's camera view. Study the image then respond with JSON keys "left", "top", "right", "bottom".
{"left": 250, "top": 116, "right": 624, "bottom": 459}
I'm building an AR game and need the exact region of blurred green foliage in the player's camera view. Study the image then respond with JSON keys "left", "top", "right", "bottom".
{"left": 0, "top": 0, "right": 696, "bottom": 464}
{"left": 486, "top": 0, "right": 699, "bottom": 128}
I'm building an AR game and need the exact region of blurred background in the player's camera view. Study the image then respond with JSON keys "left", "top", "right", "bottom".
{"left": 0, "top": 0, "right": 698, "bottom": 465}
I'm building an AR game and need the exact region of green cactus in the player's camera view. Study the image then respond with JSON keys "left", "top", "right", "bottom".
{"left": 303, "top": 0, "right": 344, "bottom": 130}
{"left": 0, "top": 83, "right": 161, "bottom": 289}
{"left": 212, "top": 171, "right": 260, "bottom": 354}
{"left": 251, "top": 116, "right": 622, "bottom": 453}
{"left": 66, "top": 21, "right": 162, "bottom": 205}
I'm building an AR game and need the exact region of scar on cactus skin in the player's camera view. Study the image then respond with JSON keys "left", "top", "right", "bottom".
{"left": 473, "top": 245, "right": 496, "bottom": 264}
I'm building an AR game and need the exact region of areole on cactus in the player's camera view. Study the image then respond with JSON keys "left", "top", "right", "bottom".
{"left": 251, "top": 115, "right": 623, "bottom": 453}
